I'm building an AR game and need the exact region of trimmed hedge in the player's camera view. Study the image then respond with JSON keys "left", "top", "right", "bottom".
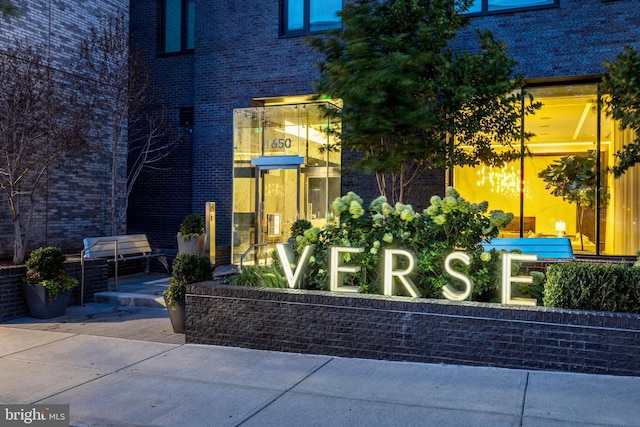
{"left": 544, "top": 262, "right": 640, "bottom": 313}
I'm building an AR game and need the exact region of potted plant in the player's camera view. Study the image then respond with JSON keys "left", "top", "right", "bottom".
{"left": 177, "top": 213, "right": 206, "bottom": 255}
{"left": 22, "top": 246, "right": 79, "bottom": 319}
{"left": 163, "top": 252, "right": 213, "bottom": 333}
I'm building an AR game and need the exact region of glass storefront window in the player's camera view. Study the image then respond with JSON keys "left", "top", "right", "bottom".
{"left": 525, "top": 85, "right": 602, "bottom": 255}
{"left": 232, "top": 102, "right": 341, "bottom": 265}
{"left": 453, "top": 83, "right": 640, "bottom": 256}
{"left": 605, "top": 115, "right": 640, "bottom": 255}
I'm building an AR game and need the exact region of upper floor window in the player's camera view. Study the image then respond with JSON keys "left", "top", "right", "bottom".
{"left": 162, "top": 0, "right": 194, "bottom": 54}
{"left": 466, "top": 0, "right": 557, "bottom": 14}
{"left": 282, "top": 0, "right": 342, "bottom": 36}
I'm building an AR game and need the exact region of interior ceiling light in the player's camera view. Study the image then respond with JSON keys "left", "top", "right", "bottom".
{"left": 573, "top": 102, "right": 592, "bottom": 140}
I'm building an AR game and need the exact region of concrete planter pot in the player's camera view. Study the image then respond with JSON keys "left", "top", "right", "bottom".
{"left": 164, "top": 295, "right": 185, "bottom": 333}
{"left": 21, "top": 283, "right": 72, "bottom": 319}
{"left": 177, "top": 235, "right": 206, "bottom": 255}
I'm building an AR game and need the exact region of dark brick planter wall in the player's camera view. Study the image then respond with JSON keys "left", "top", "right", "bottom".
{"left": 187, "top": 283, "right": 640, "bottom": 377}
{"left": 0, "top": 260, "right": 108, "bottom": 322}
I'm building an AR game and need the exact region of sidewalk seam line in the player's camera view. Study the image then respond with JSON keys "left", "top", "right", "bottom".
{"left": 31, "top": 344, "right": 185, "bottom": 404}
{"left": 234, "top": 357, "right": 335, "bottom": 426}
{"left": 520, "top": 371, "right": 530, "bottom": 426}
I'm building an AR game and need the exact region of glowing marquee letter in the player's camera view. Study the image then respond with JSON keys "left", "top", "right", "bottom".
{"left": 276, "top": 243, "right": 314, "bottom": 289}
{"left": 443, "top": 252, "right": 473, "bottom": 301}
{"left": 382, "top": 249, "right": 421, "bottom": 297}
{"left": 501, "top": 253, "right": 537, "bottom": 306}
{"left": 329, "top": 246, "right": 364, "bottom": 293}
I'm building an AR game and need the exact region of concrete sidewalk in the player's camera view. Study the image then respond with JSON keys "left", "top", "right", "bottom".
{"left": 2, "top": 326, "right": 640, "bottom": 426}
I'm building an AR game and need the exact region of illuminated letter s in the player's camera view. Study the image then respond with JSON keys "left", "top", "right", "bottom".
{"left": 443, "top": 252, "right": 473, "bottom": 301}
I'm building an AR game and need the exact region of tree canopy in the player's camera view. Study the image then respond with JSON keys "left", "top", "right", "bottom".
{"left": 307, "top": 0, "right": 539, "bottom": 203}
{"left": 0, "top": 0, "right": 18, "bottom": 18}
{"left": 601, "top": 46, "right": 640, "bottom": 177}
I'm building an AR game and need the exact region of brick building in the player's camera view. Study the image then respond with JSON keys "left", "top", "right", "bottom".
{"left": 0, "top": 0, "right": 129, "bottom": 261}
{"left": 128, "top": 0, "right": 640, "bottom": 265}
{"left": 2, "top": 1, "right": 638, "bottom": 264}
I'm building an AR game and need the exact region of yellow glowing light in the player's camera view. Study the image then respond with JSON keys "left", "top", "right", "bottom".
{"left": 476, "top": 163, "right": 521, "bottom": 196}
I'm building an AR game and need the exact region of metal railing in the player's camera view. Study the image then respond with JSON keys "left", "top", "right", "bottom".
{"left": 239, "top": 243, "right": 268, "bottom": 270}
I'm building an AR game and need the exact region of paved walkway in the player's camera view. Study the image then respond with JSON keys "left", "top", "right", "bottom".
{"left": 2, "top": 274, "right": 640, "bottom": 426}
{"left": 4, "top": 274, "right": 183, "bottom": 345}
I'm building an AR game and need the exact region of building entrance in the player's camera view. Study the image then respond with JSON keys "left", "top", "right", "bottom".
{"left": 252, "top": 155, "right": 303, "bottom": 248}
{"left": 232, "top": 101, "right": 341, "bottom": 265}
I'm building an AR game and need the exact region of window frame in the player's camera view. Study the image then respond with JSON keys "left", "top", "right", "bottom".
{"left": 281, "top": 0, "right": 343, "bottom": 37}
{"left": 159, "top": 0, "right": 194, "bottom": 55}
{"left": 465, "top": 0, "right": 559, "bottom": 16}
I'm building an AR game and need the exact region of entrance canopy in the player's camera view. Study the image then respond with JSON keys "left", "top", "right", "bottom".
{"left": 251, "top": 155, "right": 305, "bottom": 170}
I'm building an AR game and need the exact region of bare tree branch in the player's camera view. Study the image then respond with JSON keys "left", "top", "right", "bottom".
{"left": 79, "top": 12, "right": 182, "bottom": 235}
{"left": 0, "top": 42, "right": 90, "bottom": 263}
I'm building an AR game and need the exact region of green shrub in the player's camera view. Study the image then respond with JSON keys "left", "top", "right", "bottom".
{"left": 163, "top": 253, "right": 213, "bottom": 305}
{"left": 178, "top": 213, "right": 205, "bottom": 239}
{"left": 25, "top": 246, "right": 67, "bottom": 280}
{"left": 290, "top": 219, "right": 312, "bottom": 239}
{"left": 544, "top": 262, "right": 640, "bottom": 312}
{"left": 229, "top": 265, "right": 287, "bottom": 288}
{"left": 171, "top": 252, "right": 213, "bottom": 283}
{"left": 24, "top": 246, "right": 78, "bottom": 301}
{"left": 293, "top": 187, "right": 514, "bottom": 298}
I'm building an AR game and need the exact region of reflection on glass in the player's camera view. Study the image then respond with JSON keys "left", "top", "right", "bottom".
{"left": 488, "top": 0, "right": 555, "bottom": 10}
{"left": 287, "top": 0, "right": 304, "bottom": 31}
{"left": 164, "top": 0, "right": 182, "bottom": 53}
{"left": 466, "top": 0, "right": 482, "bottom": 12}
{"left": 310, "top": 0, "right": 342, "bottom": 31}
{"left": 186, "top": 0, "right": 195, "bottom": 49}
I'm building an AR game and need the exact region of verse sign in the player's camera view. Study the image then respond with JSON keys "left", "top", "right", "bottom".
{"left": 276, "top": 243, "right": 537, "bottom": 306}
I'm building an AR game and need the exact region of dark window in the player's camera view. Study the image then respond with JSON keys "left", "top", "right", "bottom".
{"left": 179, "top": 106, "right": 194, "bottom": 128}
{"left": 161, "top": 0, "right": 194, "bottom": 54}
{"left": 466, "top": 0, "right": 558, "bottom": 14}
{"left": 282, "top": 0, "right": 342, "bottom": 36}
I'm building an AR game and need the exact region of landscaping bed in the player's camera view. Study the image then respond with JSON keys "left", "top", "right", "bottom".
{"left": 186, "top": 281, "right": 640, "bottom": 377}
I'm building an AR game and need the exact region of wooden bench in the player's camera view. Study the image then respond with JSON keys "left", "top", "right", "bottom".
{"left": 81, "top": 234, "right": 168, "bottom": 303}
{"left": 481, "top": 237, "right": 574, "bottom": 260}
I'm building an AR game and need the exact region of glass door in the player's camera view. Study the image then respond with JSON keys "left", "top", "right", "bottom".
{"left": 258, "top": 167, "right": 300, "bottom": 247}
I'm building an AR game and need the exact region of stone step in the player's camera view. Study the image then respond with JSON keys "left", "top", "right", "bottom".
{"left": 94, "top": 292, "right": 166, "bottom": 308}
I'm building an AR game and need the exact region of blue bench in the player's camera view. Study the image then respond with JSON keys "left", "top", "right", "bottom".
{"left": 481, "top": 237, "right": 574, "bottom": 260}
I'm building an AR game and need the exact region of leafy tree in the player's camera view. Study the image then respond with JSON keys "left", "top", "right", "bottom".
{"left": 601, "top": 46, "right": 640, "bottom": 177}
{"left": 0, "top": 43, "right": 90, "bottom": 263}
{"left": 307, "top": 0, "right": 539, "bottom": 204}
{"left": 79, "top": 13, "right": 181, "bottom": 235}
